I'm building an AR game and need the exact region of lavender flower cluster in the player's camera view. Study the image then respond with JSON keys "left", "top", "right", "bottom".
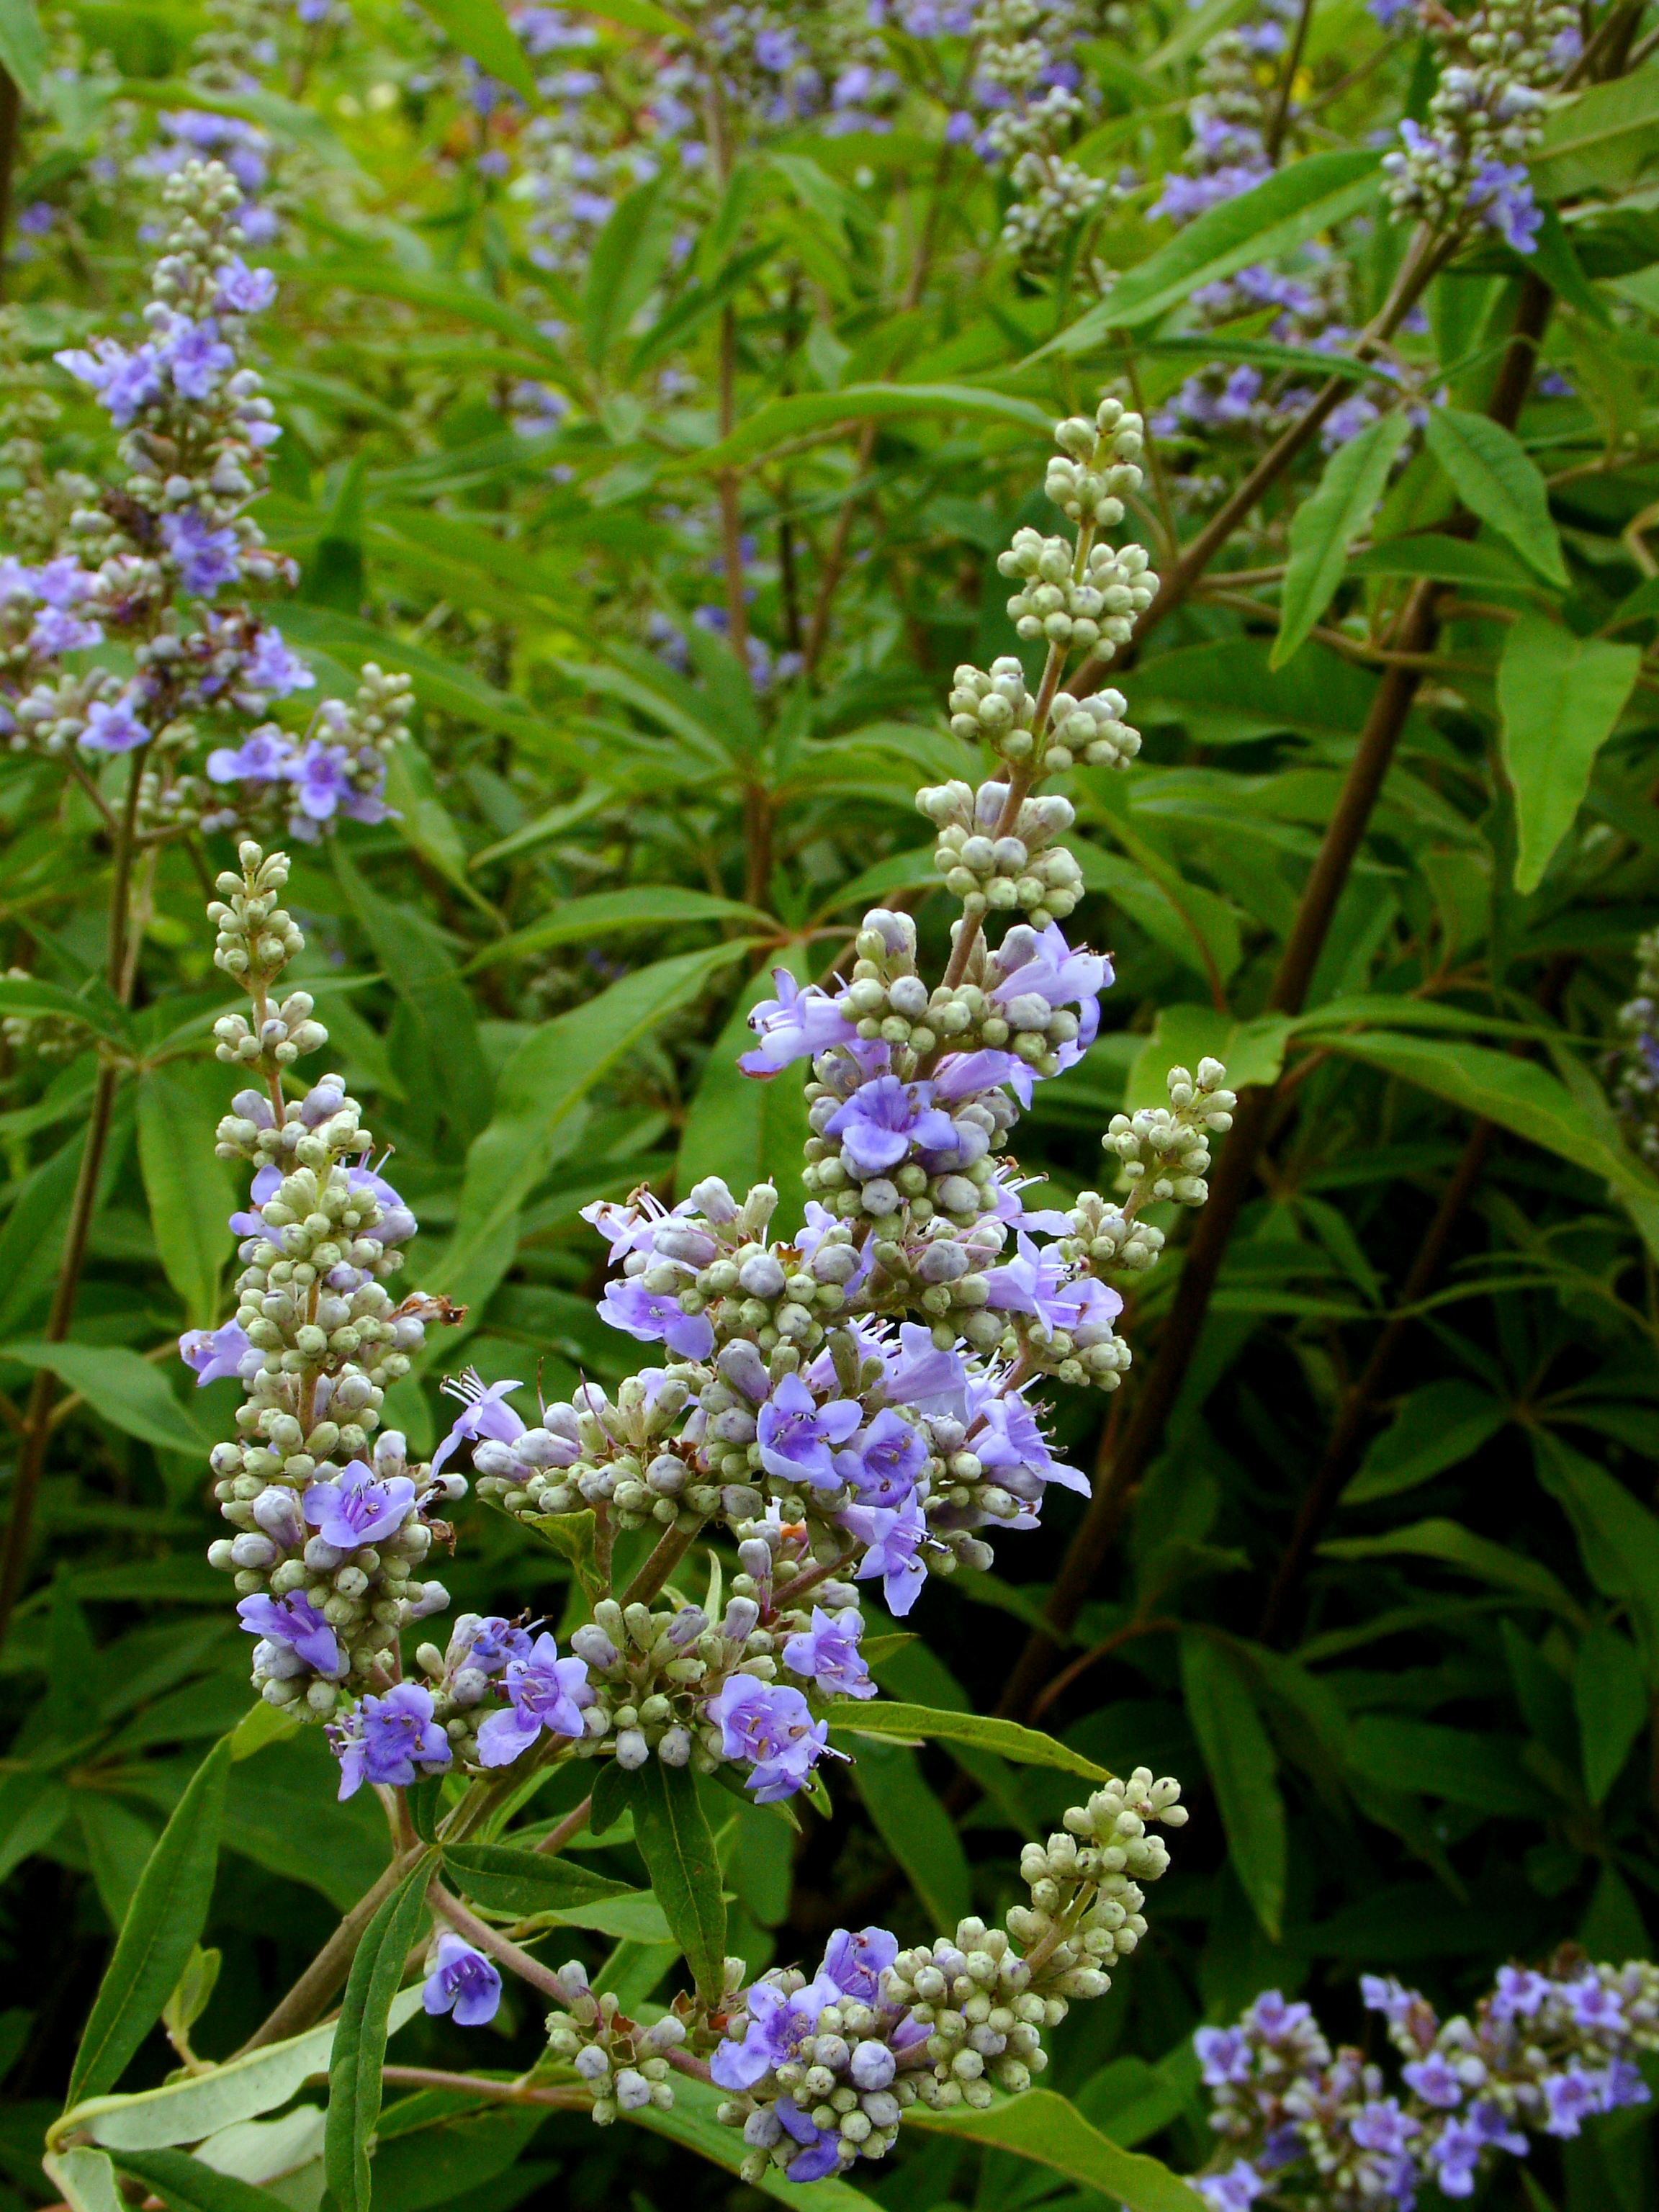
{"left": 1382, "top": 0, "right": 1578, "bottom": 255}
{"left": 189, "top": 845, "right": 455, "bottom": 1735}
{"left": 1193, "top": 1956, "right": 1658, "bottom": 2208}
{"left": 0, "top": 161, "right": 410, "bottom": 858}
{"left": 527, "top": 1772, "right": 1186, "bottom": 2180}
{"left": 1607, "top": 925, "right": 1659, "bottom": 1169}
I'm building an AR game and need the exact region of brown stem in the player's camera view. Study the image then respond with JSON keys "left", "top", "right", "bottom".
{"left": 1263, "top": 0, "right": 1315, "bottom": 163}
{"left": 380, "top": 2065, "right": 590, "bottom": 2108}
{"left": 1028, "top": 1616, "right": 1180, "bottom": 1726}
{"left": 430, "top": 1881, "right": 567, "bottom": 2002}
{"left": 0, "top": 744, "right": 151, "bottom": 1640}
{"left": 620, "top": 1514, "right": 708, "bottom": 1608}
{"left": 534, "top": 1794, "right": 592, "bottom": 1856}
{"left": 717, "top": 306, "right": 750, "bottom": 672}
{"left": 233, "top": 1844, "right": 429, "bottom": 2056}
{"left": 1255, "top": 1119, "right": 1496, "bottom": 1644}
{"left": 997, "top": 276, "right": 1554, "bottom": 1718}
{"left": 804, "top": 418, "right": 878, "bottom": 676}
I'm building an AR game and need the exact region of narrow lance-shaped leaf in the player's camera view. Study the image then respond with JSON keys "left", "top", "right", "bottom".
{"left": 412, "top": 0, "right": 536, "bottom": 100}
{"left": 1421, "top": 406, "right": 1568, "bottom": 585}
{"left": 66, "top": 1737, "right": 232, "bottom": 2108}
{"left": 583, "top": 176, "right": 678, "bottom": 365}
{"left": 324, "top": 1848, "right": 439, "bottom": 2212}
{"left": 829, "top": 1699, "right": 1112, "bottom": 1783}
{"left": 1177, "top": 1633, "right": 1287, "bottom": 1941}
{"left": 1575, "top": 1622, "right": 1647, "bottom": 1805}
{"left": 629, "top": 1760, "right": 727, "bottom": 2005}
{"left": 1272, "top": 411, "right": 1410, "bottom": 668}
{"left": 443, "top": 1840, "right": 633, "bottom": 1916}
{"left": 109, "top": 2148, "right": 295, "bottom": 2212}
{"left": 909, "top": 2087, "right": 1204, "bottom": 2212}
{"left": 137, "top": 1066, "right": 235, "bottom": 1331}
{"left": 0, "top": 0, "right": 50, "bottom": 103}
{"left": 0, "top": 1341, "right": 207, "bottom": 1458}
{"left": 1497, "top": 612, "right": 1640, "bottom": 893}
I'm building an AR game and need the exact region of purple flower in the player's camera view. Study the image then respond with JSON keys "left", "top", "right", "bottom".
{"left": 215, "top": 258, "right": 278, "bottom": 315}
{"left": 229, "top": 1162, "right": 282, "bottom": 1238}
{"left": 989, "top": 922, "right": 1110, "bottom": 1034}
{"left": 1403, "top": 2051, "right": 1462, "bottom": 2107}
{"left": 839, "top": 1492, "right": 930, "bottom": 1617}
{"left": 157, "top": 313, "right": 235, "bottom": 398}
{"left": 773, "top": 2097, "right": 843, "bottom": 2182}
{"left": 711, "top": 1968, "right": 842, "bottom": 2089}
{"left": 161, "top": 510, "right": 241, "bottom": 595}
{"left": 1431, "top": 2116, "right": 1485, "bottom": 2197}
{"left": 823, "top": 1075, "right": 958, "bottom": 1179}
{"left": 240, "top": 626, "right": 313, "bottom": 698}
{"left": 303, "top": 1459, "right": 416, "bottom": 1549}
{"left": 28, "top": 606, "right": 102, "bottom": 655}
{"left": 1560, "top": 1972, "right": 1623, "bottom": 2033}
{"left": 821, "top": 1925, "right": 897, "bottom": 2003}
{"left": 462, "top": 1617, "right": 535, "bottom": 1672}
{"left": 708, "top": 1676, "right": 835, "bottom": 1803}
{"left": 834, "top": 1408, "right": 925, "bottom": 1506}
{"left": 739, "top": 968, "right": 858, "bottom": 1075}
{"left": 423, "top": 1932, "right": 502, "bottom": 2027}
{"left": 882, "top": 1321, "right": 969, "bottom": 1423}
{"left": 1196, "top": 2164, "right": 1267, "bottom": 2212}
{"left": 331, "top": 1681, "right": 452, "bottom": 1798}
{"left": 973, "top": 1385, "right": 1087, "bottom": 1499}
{"left": 1542, "top": 2064, "right": 1603, "bottom": 2138}
{"left": 284, "top": 739, "right": 354, "bottom": 822}
{"left": 1488, "top": 1966, "right": 1550, "bottom": 2021}
{"left": 598, "top": 1277, "right": 716, "bottom": 1360}
{"left": 1349, "top": 2099, "right": 1419, "bottom": 2155}
{"left": 782, "top": 1606, "right": 876, "bottom": 1699}
{"left": 756, "top": 1372, "right": 862, "bottom": 1488}
{"left": 476, "top": 1632, "right": 592, "bottom": 1766}
{"left": 80, "top": 694, "right": 148, "bottom": 753}
{"left": 1468, "top": 157, "right": 1539, "bottom": 253}
{"left": 179, "top": 1319, "right": 251, "bottom": 1385}
{"left": 432, "top": 1370, "right": 527, "bottom": 1478}
{"left": 1362, "top": 1972, "right": 1422, "bottom": 2028}
{"left": 207, "top": 725, "right": 295, "bottom": 783}
{"left": 348, "top": 1164, "right": 417, "bottom": 1246}
{"left": 1195, "top": 2026, "right": 1252, "bottom": 2087}
{"left": 32, "top": 557, "right": 91, "bottom": 609}
{"left": 237, "top": 1591, "right": 341, "bottom": 1675}
{"left": 55, "top": 338, "right": 164, "bottom": 425}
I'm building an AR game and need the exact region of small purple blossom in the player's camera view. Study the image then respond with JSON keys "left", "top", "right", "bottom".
{"left": 156, "top": 313, "right": 235, "bottom": 399}
{"left": 781, "top": 1606, "right": 876, "bottom": 1699}
{"left": 214, "top": 258, "right": 279, "bottom": 315}
{"left": 709, "top": 1676, "right": 836, "bottom": 1802}
{"left": 739, "top": 969, "right": 858, "bottom": 1075}
{"left": 179, "top": 1319, "right": 251, "bottom": 1386}
{"left": 207, "top": 725, "right": 295, "bottom": 783}
{"left": 773, "top": 2097, "right": 843, "bottom": 2182}
{"left": 237, "top": 1591, "right": 341, "bottom": 1676}
{"left": 433, "top": 1371, "right": 527, "bottom": 1478}
{"left": 755, "top": 1372, "right": 862, "bottom": 1488}
{"left": 1402, "top": 2051, "right": 1462, "bottom": 2108}
{"left": 598, "top": 1277, "right": 716, "bottom": 1361}
{"left": 331, "top": 1681, "right": 451, "bottom": 1799}
{"left": 302, "top": 1459, "right": 416, "bottom": 1549}
{"left": 1350, "top": 2098, "right": 1419, "bottom": 2156}
{"left": 711, "top": 1970, "right": 841, "bottom": 2090}
{"left": 1195, "top": 2026, "right": 1252, "bottom": 2087}
{"left": 1196, "top": 2164, "right": 1267, "bottom": 2212}
{"left": 161, "top": 510, "right": 241, "bottom": 595}
{"left": 834, "top": 1408, "right": 925, "bottom": 1506}
{"left": 475, "top": 1632, "right": 592, "bottom": 1766}
{"left": 839, "top": 1491, "right": 930, "bottom": 1616}
{"left": 55, "top": 338, "right": 164, "bottom": 425}
{"left": 422, "top": 1933, "right": 502, "bottom": 2027}
{"left": 79, "top": 694, "right": 148, "bottom": 753}
{"left": 822, "top": 1925, "right": 898, "bottom": 2004}
{"left": 823, "top": 1074, "right": 958, "bottom": 1179}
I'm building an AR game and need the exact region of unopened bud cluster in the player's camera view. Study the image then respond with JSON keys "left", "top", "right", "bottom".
{"left": 544, "top": 1959, "right": 707, "bottom": 2123}
{"left": 999, "top": 529, "right": 1156, "bottom": 656}
{"left": 1607, "top": 925, "right": 1659, "bottom": 1170}
{"left": 1102, "top": 1059, "right": 1236, "bottom": 1210}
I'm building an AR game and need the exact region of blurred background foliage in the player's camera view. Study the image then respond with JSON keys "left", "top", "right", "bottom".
{"left": 2, "top": 0, "right": 1659, "bottom": 2205}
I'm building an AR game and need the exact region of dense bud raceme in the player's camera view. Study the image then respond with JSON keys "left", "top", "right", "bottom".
{"left": 181, "top": 395, "right": 1214, "bottom": 2163}
{"left": 1191, "top": 1955, "right": 1658, "bottom": 2208}
{"left": 1607, "top": 925, "right": 1659, "bottom": 1169}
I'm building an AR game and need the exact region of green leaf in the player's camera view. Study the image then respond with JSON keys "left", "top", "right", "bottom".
{"left": 677, "top": 951, "right": 811, "bottom": 1239}
{"left": 66, "top": 1737, "right": 231, "bottom": 2108}
{"left": 1319, "top": 1516, "right": 1586, "bottom": 1623}
{"left": 1349, "top": 1719, "right": 1537, "bottom": 1815}
{"left": 1531, "top": 63, "right": 1659, "bottom": 198}
{"left": 0, "top": 1341, "right": 207, "bottom": 1458}
{"left": 1177, "top": 1633, "right": 1286, "bottom": 1940}
{"left": 1497, "top": 613, "right": 1641, "bottom": 894}
{"left": 115, "top": 80, "right": 359, "bottom": 174}
{"left": 78, "top": 1798, "right": 162, "bottom": 1931}
{"left": 332, "top": 845, "right": 493, "bottom": 1142}
{"left": 1345, "top": 1380, "right": 1509, "bottom": 1506}
{"left": 467, "top": 887, "right": 772, "bottom": 972}
{"left": 324, "top": 1850, "right": 438, "bottom": 2212}
{"left": 848, "top": 1735, "right": 972, "bottom": 1930}
{"left": 1421, "top": 406, "right": 1567, "bottom": 585}
{"left": 1128, "top": 631, "right": 1382, "bottom": 741}
{"left": 588, "top": 1758, "right": 637, "bottom": 1841}
{"left": 830, "top": 1699, "right": 1112, "bottom": 1782}
{"left": 629, "top": 2072, "right": 876, "bottom": 2207}
{"left": 681, "top": 382, "right": 1053, "bottom": 474}
{"left": 1048, "top": 150, "right": 1382, "bottom": 347}
{"left": 436, "top": 940, "right": 758, "bottom": 1313}
{"left": 583, "top": 177, "right": 678, "bottom": 364}
{"left": 580, "top": 0, "right": 684, "bottom": 29}
{"left": 0, "top": 0, "right": 49, "bottom": 101}
{"left": 109, "top": 2148, "right": 295, "bottom": 2212}
{"left": 0, "top": 974, "right": 132, "bottom": 1048}
{"left": 1533, "top": 1434, "right": 1659, "bottom": 1677}
{"left": 1273, "top": 411, "right": 1411, "bottom": 667}
{"left": 1575, "top": 1622, "right": 1646, "bottom": 1805}
{"left": 629, "top": 1761, "right": 726, "bottom": 2005}
{"left": 54, "top": 1990, "right": 427, "bottom": 2153}
{"left": 41, "top": 2149, "right": 127, "bottom": 2212}
{"left": 907, "top": 2088, "right": 1204, "bottom": 2212}
{"left": 1305, "top": 1028, "right": 1659, "bottom": 1223}
{"left": 1346, "top": 535, "right": 1537, "bottom": 587}
{"left": 413, "top": 0, "right": 536, "bottom": 101}
{"left": 138, "top": 1066, "right": 235, "bottom": 1331}
{"left": 1123, "top": 1007, "right": 1290, "bottom": 1114}
{"left": 442, "top": 1840, "right": 632, "bottom": 1917}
